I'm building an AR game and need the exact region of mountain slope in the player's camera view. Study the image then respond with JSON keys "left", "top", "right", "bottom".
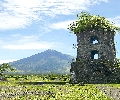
{"left": 9, "top": 49, "right": 74, "bottom": 74}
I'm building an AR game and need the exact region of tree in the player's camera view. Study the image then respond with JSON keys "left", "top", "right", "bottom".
{"left": 67, "top": 12, "right": 120, "bottom": 34}
{"left": 0, "top": 63, "right": 15, "bottom": 76}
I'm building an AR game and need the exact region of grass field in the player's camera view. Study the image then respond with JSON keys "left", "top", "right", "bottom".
{"left": 0, "top": 74, "right": 119, "bottom": 100}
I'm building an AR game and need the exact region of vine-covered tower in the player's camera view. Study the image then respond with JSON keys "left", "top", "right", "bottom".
{"left": 68, "top": 12, "right": 120, "bottom": 84}
{"left": 70, "top": 29, "right": 118, "bottom": 84}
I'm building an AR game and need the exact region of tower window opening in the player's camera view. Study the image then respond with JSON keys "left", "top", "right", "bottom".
{"left": 94, "top": 54, "right": 98, "bottom": 59}
{"left": 90, "top": 36, "right": 98, "bottom": 44}
{"left": 91, "top": 50, "right": 98, "bottom": 59}
{"left": 93, "top": 40, "right": 98, "bottom": 44}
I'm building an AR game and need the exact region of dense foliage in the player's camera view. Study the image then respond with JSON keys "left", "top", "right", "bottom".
{"left": 67, "top": 12, "right": 120, "bottom": 34}
{"left": 0, "top": 63, "right": 15, "bottom": 76}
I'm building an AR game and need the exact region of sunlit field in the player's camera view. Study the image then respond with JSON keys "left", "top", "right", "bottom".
{"left": 0, "top": 73, "right": 119, "bottom": 100}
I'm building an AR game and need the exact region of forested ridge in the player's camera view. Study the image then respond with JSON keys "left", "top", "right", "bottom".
{"left": 9, "top": 49, "right": 74, "bottom": 74}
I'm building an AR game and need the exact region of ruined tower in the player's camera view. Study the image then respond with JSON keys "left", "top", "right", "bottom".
{"left": 70, "top": 29, "right": 118, "bottom": 84}
{"left": 77, "top": 29, "right": 116, "bottom": 62}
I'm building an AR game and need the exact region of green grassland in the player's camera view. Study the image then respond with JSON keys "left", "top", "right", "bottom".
{"left": 0, "top": 73, "right": 119, "bottom": 100}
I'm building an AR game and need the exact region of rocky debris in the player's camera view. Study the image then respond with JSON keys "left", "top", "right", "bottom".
{"left": 78, "top": 82, "right": 85, "bottom": 86}
{"left": 70, "top": 71, "right": 77, "bottom": 84}
{"left": 0, "top": 75, "right": 8, "bottom": 82}
{"left": 96, "top": 85, "right": 120, "bottom": 100}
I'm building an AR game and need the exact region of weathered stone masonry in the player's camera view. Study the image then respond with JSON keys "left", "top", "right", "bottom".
{"left": 70, "top": 29, "right": 120, "bottom": 84}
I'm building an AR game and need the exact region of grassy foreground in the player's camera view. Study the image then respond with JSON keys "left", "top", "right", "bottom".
{"left": 0, "top": 74, "right": 118, "bottom": 100}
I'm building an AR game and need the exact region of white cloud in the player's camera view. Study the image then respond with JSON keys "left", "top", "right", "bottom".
{"left": 0, "top": 0, "right": 109, "bottom": 30}
{"left": 11, "top": 33, "right": 21, "bottom": 37}
{"left": 49, "top": 20, "right": 75, "bottom": 30}
{"left": 38, "top": 24, "right": 52, "bottom": 34}
{"left": 0, "top": 12, "right": 32, "bottom": 30}
{"left": 112, "top": 16, "right": 120, "bottom": 27}
{"left": 107, "top": 16, "right": 120, "bottom": 35}
{"left": 10, "top": 34, "right": 41, "bottom": 43}
{"left": 3, "top": 42, "right": 60, "bottom": 50}
{"left": 2, "top": 34, "right": 62, "bottom": 50}
{"left": 101, "top": 0, "right": 109, "bottom": 2}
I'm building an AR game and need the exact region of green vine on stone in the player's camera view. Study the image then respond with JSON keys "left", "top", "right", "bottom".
{"left": 67, "top": 12, "right": 120, "bottom": 34}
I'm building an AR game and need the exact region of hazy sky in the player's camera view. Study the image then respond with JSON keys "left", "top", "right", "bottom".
{"left": 0, "top": 0, "right": 120, "bottom": 64}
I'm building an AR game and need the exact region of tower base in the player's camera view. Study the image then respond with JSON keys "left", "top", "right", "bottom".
{"left": 70, "top": 59, "right": 120, "bottom": 84}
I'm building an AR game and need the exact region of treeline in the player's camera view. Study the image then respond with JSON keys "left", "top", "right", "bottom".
{"left": 4, "top": 73, "right": 70, "bottom": 82}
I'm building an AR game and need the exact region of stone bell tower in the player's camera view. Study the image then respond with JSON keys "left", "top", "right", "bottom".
{"left": 70, "top": 29, "right": 119, "bottom": 84}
